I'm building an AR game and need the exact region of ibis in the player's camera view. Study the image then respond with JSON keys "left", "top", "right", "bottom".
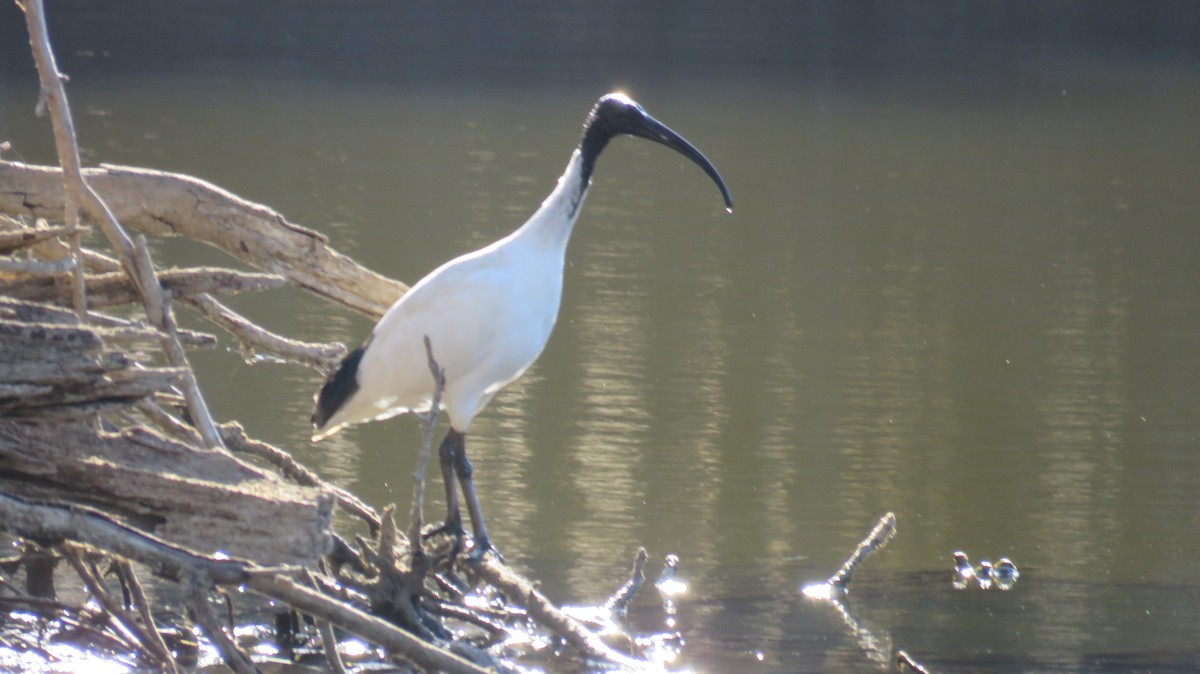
{"left": 311, "top": 93, "right": 732, "bottom": 558}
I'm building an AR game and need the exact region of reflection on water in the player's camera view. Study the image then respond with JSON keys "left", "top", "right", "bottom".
{"left": 3, "top": 3, "right": 1200, "bottom": 671}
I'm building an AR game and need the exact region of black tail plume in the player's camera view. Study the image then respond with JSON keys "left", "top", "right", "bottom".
{"left": 312, "top": 344, "right": 366, "bottom": 431}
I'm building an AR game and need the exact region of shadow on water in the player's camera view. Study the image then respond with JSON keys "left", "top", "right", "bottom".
{"left": 3, "top": 2, "right": 1200, "bottom": 672}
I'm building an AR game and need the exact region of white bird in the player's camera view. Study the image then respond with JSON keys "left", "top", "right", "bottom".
{"left": 312, "top": 93, "right": 732, "bottom": 558}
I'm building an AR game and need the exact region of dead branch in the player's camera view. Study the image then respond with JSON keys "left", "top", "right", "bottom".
{"left": 473, "top": 557, "right": 647, "bottom": 669}
{"left": 408, "top": 335, "right": 446, "bottom": 576}
{"left": 248, "top": 573, "right": 494, "bottom": 674}
{"left": 317, "top": 617, "right": 349, "bottom": 674}
{"left": 0, "top": 219, "right": 84, "bottom": 253}
{"left": 0, "top": 421, "right": 334, "bottom": 566}
{"left": 186, "top": 572, "right": 259, "bottom": 674}
{"left": 219, "top": 421, "right": 381, "bottom": 533}
{"left": 63, "top": 544, "right": 178, "bottom": 671}
{"left": 0, "top": 491, "right": 254, "bottom": 585}
{"left": 0, "top": 256, "right": 75, "bottom": 274}
{"left": 182, "top": 293, "right": 346, "bottom": 371}
{"left": 115, "top": 559, "right": 179, "bottom": 674}
{"left": 3, "top": 266, "right": 284, "bottom": 309}
{"left": 0, "top": 160, "right": 406, "bottom": 319}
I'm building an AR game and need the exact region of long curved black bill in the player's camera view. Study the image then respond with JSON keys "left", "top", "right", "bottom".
{"left": 632, "top": 114, "right": 734, "bottom": 212}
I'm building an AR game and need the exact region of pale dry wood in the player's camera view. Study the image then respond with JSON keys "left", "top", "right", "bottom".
{"left": 0, "top": 422, "right": 334, "bottom": 567}
{"left": 0, "top": 315, "right": 185, "bottom": 417}
{"left": 0, "top": 490, "right": 255, "bottom": 585}
{"left": 183, "top": 293, "right": 346, "bottom": 372}
{"left": 473, "top": 557, "right": 647, "bottom": 669}
{"left": 3, "top": 266, "right": 284, "bottom": 309}
{"left": 0, "top": 256, "right": 75, "bottom": 274}
{"left": 0, "top": 209, "right": 85, "bottom": 253}
{"left": 21, "top": 0, "right": 224, "bottom": 448}
{"left": 219, "top": 422, "right": 381, "bottom": 532}
{"left": 0, "top": 160, "right": 407, "bottom": 319}
{"left": 408, "top": 336, "right": 446, "bottom": 572}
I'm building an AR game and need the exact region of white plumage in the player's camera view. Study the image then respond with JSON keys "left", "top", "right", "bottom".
{"left": 312, "top": 93, "right": 732, "bottom": 557}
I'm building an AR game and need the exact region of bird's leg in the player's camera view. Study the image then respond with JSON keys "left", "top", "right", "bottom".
{"left": 427, "top": 429, "right": 464, "bottom": 546}
{"left": 452, "top": 435, "right": 499, "bottom": 561}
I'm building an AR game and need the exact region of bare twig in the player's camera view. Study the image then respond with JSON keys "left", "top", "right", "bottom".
{"left": 64, "top": 192, "right": 86, "bottom": 319}
{"left": 182, "top": 293, "right": 346, "bottom": 371}
{"left": 116, "top": 559, "right": 179, "bottom": 674}
{"left": 0, "top": 491, "right": 253, "bottom": 585}
{"left": 3, "top": 266, "right": 286, "bottom": 309}
{"left": 0, "top": 218, "right": 87, "bottom": 252}
{"left": 318, "top": 619, "right": 349, "bottom": 674}
{"left": 0, "top": 256, "right": 74, "bottom": 274}
{"left": 408, "top": 335, "right": 446, "bottom": 573}
{"left": 62, "top": 544, "right": 178, "bottom": 671}
{"left": 302, "top": 570, "right": 350, "bottom": 674}
{"left": 135, "top": 399, "right": 203, "bottom": 445}
{"left": 896, "top": 650, "right": 933, "bottom": 673}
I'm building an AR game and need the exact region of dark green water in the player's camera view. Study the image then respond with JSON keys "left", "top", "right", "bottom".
{"left": 3, "top": 3, "right": 1200, "bottom": 672}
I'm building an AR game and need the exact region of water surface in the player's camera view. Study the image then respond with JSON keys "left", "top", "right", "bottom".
{"left": 2, "top": 3, "right": 1200, "bottom": 671}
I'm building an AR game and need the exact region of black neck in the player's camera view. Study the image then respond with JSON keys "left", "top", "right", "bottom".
{"left": 578, "top": 116, "right": 616, "bottom": 188}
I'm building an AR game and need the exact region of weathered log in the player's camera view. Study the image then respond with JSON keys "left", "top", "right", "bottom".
{"left": 0, "top": 160, "right": 406, "bottom": 318}
{"left": 0, "top": 311, "right": 187, "bottom": 417}
{"left": 0, "top": 491, "right": 257, "bottom": 585}
{"left": 0, "top": 421, "right": 333, "bottom": 567}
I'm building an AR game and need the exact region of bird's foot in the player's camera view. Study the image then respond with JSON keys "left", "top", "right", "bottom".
{"left": 466, "top": 536, "right": 503, "bottom": 564}
{"left": 424, "top": 516, "right": 466, "bottom": 556}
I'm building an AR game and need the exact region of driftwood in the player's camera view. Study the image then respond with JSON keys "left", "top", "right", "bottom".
{"left": 3, "top": 266, "right": 285, "bottom": 309}
{"left": 0, "top": 160, "right": 406, "bottom": 319}
{"left": 0, "top": 420, "right": 333, "bottom": 566}
{"left": 0, "top": 2, "right": 680, "bottom": 672}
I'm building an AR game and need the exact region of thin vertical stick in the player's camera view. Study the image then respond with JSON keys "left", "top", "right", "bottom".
{"left": 62, "top": 545, "right": 178, "bottom": 670}
{"left": 305, "top": 570, "right": 349, "bottom": 674}
{"left": 116, "top": 560, "right": 179, "bottom": 674}
{"left": 64, "top": 192, "right": 87, "bottom": 320}
{"left": 407, "top": 335, "right": 446, "bottom": 571}
{"left": 186, "top": 572, "right": 259, "bottom": 674}
{"left": 20, "top": 0, "right": 224, "bottom": 449}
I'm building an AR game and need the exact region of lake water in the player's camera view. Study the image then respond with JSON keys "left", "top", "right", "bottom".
{"left": 3, "top": 3, "right": 1200, "bottom": 672}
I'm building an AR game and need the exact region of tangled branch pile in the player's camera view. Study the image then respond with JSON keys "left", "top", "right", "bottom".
{"left": 0, "top": 2, "right": 669, "bottom": 672}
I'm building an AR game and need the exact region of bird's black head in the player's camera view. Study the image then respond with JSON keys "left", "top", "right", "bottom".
{"left": 579, "top": 93, "right": 733, "bottom": 211}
